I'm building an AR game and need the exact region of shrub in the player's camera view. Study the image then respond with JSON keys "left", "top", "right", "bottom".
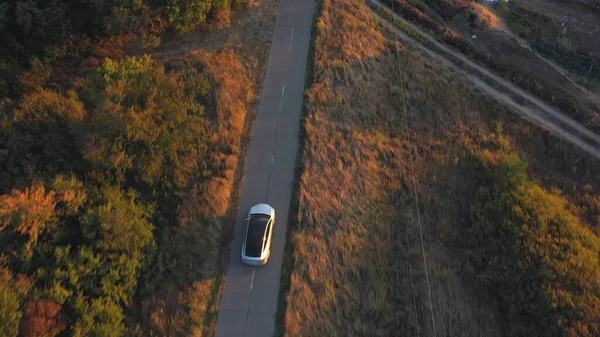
{"left": 464, "top": 144, "right": 600, "bottom": 337}
{"left": 166, "top": 0, "right": 214, "bottom": 33}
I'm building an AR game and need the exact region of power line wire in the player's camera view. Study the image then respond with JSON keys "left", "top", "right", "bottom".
{"left": 387, "top": 1, "right": 438, "bottom": 336}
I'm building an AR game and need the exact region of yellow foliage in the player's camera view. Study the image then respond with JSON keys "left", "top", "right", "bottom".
{"left": 16, "top": 89, "right": 85, "bottom": 123}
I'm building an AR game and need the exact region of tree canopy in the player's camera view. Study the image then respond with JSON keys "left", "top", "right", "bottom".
{"left": 86, "top": 56, "right": 209, "bottom": 191}
{"left": 0, "top": 271, "right": 22, "bottom": 337}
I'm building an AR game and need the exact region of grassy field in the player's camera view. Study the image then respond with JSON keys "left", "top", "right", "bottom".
{"left": 279, "top": 0, "right": 600, "bottom": 336}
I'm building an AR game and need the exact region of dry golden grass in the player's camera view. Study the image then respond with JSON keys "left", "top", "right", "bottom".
{"left": 315, "top": 0, "right": 389, "bottom": 65}
{"left": 281, "top": 0, "right": 600, "bottom": 336}
{"left": 468, "top": 3, "right": 503, "bottom": 29}
{"left": 139, "top": 49, "right": 257, "bottom": 337}
{"left": 190, "top": 49, "right": 255, "bottom": 216}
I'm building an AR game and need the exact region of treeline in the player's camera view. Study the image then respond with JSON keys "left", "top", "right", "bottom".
{"left": 462, "top": 140, "right": 600, "bottom": 337}
{"left": 0, "top": 0, "right": 246, "bottom": 98}
{"left": 0, "top": 55, "right": 213, "bottom": 336}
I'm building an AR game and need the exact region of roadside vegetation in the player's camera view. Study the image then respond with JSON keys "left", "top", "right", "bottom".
{"left": 0, "top": 0, "right": 274, "bottom": 336}
{"left": 465, "top": 143, "right": 600, "bottom": 337}
{"left": 280, "top": 0, "right": 600, "bottom": 336}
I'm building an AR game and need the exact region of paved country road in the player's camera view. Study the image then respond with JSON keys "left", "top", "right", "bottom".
{"left": 214, "top": 0, "right": 316, "bottom": 336}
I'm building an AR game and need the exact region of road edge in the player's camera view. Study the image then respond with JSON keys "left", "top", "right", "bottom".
{"left": 274, "top": 0, "right": 323, "bottom": 335}
{"left": 204, "top": 28, "right": 280, "bottom": 337}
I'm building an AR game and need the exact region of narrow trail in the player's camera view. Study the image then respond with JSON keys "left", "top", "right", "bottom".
{"left": 369, "top": 0, "right": 600, "bottom": 158}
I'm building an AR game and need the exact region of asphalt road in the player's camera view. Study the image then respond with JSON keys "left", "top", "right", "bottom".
{"left": 214, "top": 0, "right": 316, "bottom": 336}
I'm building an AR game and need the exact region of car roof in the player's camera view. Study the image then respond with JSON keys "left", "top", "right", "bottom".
{"left": 244, "top": 220, "right": 268, "bottom": 257}
{"left": 249, "top": 203, "right": 273, "bottom": 216}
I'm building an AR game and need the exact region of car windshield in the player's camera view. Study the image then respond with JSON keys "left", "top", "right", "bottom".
{"left": 244, "top": 215, "right": 269, "bottom": 257}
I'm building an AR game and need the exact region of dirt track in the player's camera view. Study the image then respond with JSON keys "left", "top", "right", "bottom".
{"left": 369, "top": 0, "right": 600, "bottom": 158}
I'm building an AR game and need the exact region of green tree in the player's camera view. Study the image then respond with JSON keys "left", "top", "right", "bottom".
{"left": 0, "top": 271, "right": 22, "bottom": 337}
{"left": 80, "top": 185, "right": 155, "bottom": 304}
{"left": 47, "top": 185, "right": 154, "bottom": 305}
{"left": 72, "top": 295, "right": 125, "bottom": 337}
{"left": 52, "top": 175, "right": 87, "bottom": 217}
{"left": 83, "top": 186, "right": 154, "bottom": 257}
{"left": 0, "top": 90, "right": 85, "bottom": 193}
{"left": 0, "top": 1, "right": 69, "bottom": 97}
{"left": 166, "top": 0, "right": 214, "bottom": 33}
{"left": 85, "top": 55, "right": 208, "bottom": 191}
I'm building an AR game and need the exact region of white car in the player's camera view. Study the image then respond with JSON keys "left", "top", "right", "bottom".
{"left": 241, "top": 204, "right": 275, "bottom": 265}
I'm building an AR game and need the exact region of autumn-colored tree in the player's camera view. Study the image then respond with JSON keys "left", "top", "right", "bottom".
{"left": 19, "top": 300, "right": 65, "bottom": 337}
{"left": 165, "top": 0, "right": 215, "bottom": 33}
{"left": 164, "top": 0, "right": 251, "bottom": 33}
{"left": 0, "top": 184, "right": 57, "bottom": 250}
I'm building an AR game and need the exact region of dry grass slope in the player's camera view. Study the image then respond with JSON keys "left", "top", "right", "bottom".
{"left": 281, "top": 0, "right": 600, "bottom": 336}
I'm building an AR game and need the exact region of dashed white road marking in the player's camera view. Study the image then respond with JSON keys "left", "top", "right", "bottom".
{"left": 289, "top": 26, "right": 295, "bottom": 50}
{"left": 250, "top": 269, "right": 256, "bottom": 290}
{"left": 271, "top": 155, "right": 274, "bottom": 164}
{"left": 279, "top": 86, "right": 285, "bottom": 113}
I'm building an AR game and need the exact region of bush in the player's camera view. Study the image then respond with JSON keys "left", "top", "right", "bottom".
{"left": 166, "top": 0, "right": 231, "bottom": 33}
{"left": 463, "top": 144, "right": 600, "bottom": 337}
